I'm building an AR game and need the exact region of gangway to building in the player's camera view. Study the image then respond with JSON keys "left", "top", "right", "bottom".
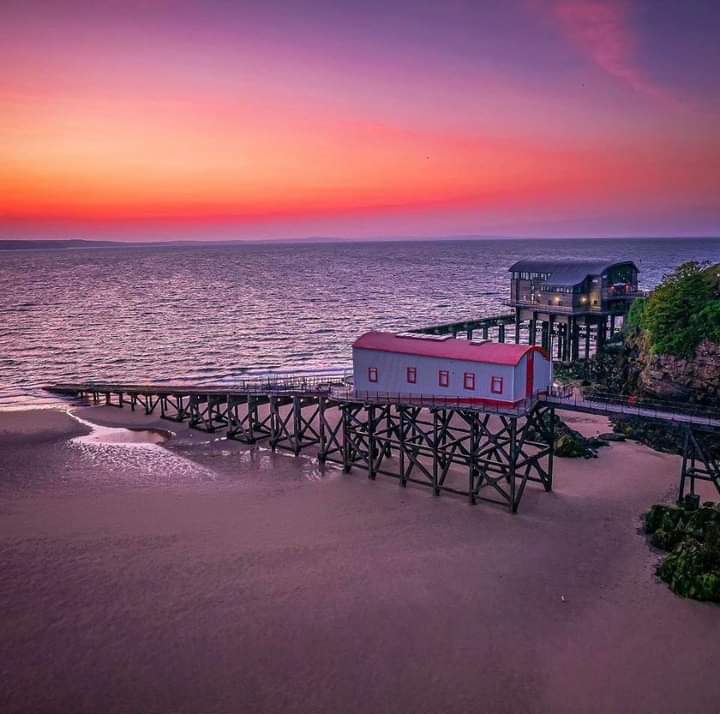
{"left": 542, "top": 387, "right": 720, "bottom": 499}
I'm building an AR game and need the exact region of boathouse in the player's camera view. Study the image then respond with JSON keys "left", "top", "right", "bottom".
{"left": 506, "top": 259, "right": 640, "bottom": 361}
{"left": 407, "top": 259, "right": 642, "bottom": 363}
{"left": 508, "top": 259, "right": 639, "bottom": 317}
{"left": 352, "top": 331, "right": 552, "bottom": 404}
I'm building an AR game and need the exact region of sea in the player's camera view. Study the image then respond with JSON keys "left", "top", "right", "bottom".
{"left": 1, "top": 237, "right": 719, "bottom": 409}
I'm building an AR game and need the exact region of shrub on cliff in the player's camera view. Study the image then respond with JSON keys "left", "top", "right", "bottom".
{"left": 625, "top": 296, "right": 646, "bottom": 334}
{"left": 634, "top": 262, "right": 720, "bottom": 357}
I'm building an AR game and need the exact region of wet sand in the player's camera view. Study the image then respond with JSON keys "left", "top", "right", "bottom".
{"left": 1, "top": 407, "right": 719, "bottom": 714}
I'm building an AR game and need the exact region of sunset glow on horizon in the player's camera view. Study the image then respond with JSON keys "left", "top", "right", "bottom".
{"left": 2, "top": 0, "right": 719, "bottom": 240}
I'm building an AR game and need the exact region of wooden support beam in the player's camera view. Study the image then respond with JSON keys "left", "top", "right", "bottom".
{"left": 677, "top": 426, "right": 720, "bottom": 502}
{"left": 571, "top": 318, "right": 580, "bottom": 361}
{"left": 340, "top": 401, "right": 555, "bottom": 513}
{"left": 584, "top": 316, "right": 591, "bottom": 359}
{"left": 529, "top": 312, "right": 537, "bottom": 345}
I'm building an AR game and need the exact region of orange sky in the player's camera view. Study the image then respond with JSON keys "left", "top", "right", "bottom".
{"left": 1, "top": 0, "right": 719, "bottom": 239}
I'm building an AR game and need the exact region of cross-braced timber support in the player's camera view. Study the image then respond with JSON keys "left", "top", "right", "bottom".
{"left": 226, "top": 395, "right": 271, "bottom": 443}
{"left": 341, "top": 400, "right": 555, "bottom": 512}
{"left": 678, "top": 426, "right": 720, "bottom": 501}
{"left": 189, "top": 394, "right": 229, "bottom": 432}
{"left": 270, "top": 395, "right": 325, "bottom": 455}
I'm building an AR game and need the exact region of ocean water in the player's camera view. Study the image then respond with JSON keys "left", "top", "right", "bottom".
{"left": 1, "top": 237, "right": 719, "bottom": 408}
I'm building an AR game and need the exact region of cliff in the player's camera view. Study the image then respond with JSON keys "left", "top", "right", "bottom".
{"left": 637, "top": 338, "right": 720, "bottom": 403}
{"left": 567, "top": 262, "right": 720, "bottom": 455}
{"left": 610, "top": 261, "right": 720, "bottom": 407}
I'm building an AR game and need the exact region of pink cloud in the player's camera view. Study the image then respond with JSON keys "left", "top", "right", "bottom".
{"left": 546, "top": 0, "right": 668, "bottom": 100}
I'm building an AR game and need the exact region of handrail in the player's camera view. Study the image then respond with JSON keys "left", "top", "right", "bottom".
{"left": 543, "top": 386, "right": 720, "bottom": 427}
{"left": 330, "top": 388, "right": 538, "bottom": 416}
{"left": 505, "top": 300, "right": 605, "bottom": 314}
{"left": 49, "top": 371, "right": 351, "bottom": 396}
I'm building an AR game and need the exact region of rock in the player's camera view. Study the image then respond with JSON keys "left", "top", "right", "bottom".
{"left": 684, "top": 506, "right": 720, "bottom": 539}
{"left": 554, "top": 433, "right": 589, "bottom": 458}
{"left": 598, "top": 432, "right": 625, "bottom": 442}
{"left": 651, "top": 528, "right": 685, "bottom": 551}
{"left": 644, "top": 504, "right": 685, "bottom": 534}
{"left": 527, "top": 411, "right": 599, "bottom": 459}
{"left": 639, "top": 339, "right": 720, "bottom": 405}
{"left": 657, "top": 538, "right": 720, "bottom": 602}
{"left": 645, "top": 500, "right": 720, "bottom": 603}
{"left": 609, "top": 416, "right": 697, "bottom": 455}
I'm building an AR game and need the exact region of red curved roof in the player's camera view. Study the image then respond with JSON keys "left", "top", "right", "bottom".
{"left": 352, "top": 332, "right": 548, "bottom": 366}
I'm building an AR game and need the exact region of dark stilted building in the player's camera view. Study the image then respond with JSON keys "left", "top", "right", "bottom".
{"left": 508, "top": 259, "right": 640, "bottom": 361}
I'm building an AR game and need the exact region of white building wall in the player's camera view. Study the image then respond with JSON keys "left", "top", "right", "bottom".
{"left": 353, "top": 349, "right": 518, "bottom": 402}
{"left": 533, "top": 351, "right": 553, "bottom": 391}
{"left": 516, "top": 353, "right": 528, "bottom": 397}
{"left": 353, "top": 347, "right": 553, "bottom": 402}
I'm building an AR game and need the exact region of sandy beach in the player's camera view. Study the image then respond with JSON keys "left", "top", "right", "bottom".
{"left": 2, "top": 406, "right": 719, "bottom": 714}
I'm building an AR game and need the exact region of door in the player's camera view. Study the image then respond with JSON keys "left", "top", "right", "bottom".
{"left": 526, "top": 351, "right": 534, "bottom": 397}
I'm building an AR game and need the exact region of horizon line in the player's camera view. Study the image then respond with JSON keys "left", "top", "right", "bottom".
{"left": 2, "top": 234, "right": 720, "bottom": 248}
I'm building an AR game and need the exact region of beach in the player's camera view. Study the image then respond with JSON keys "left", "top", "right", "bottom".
{"left": 2, "top": 406, "right": 719, "bottom": 714}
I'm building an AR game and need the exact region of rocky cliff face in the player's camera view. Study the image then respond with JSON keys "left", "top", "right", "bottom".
{"left": 637, "top": 339, "right": 720, "bottom": 404}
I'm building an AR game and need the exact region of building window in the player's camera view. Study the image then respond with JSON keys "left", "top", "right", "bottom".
{"left": 491, "top": 376, "right": 504, "bottom": 394}
{"left": 368, "top": 367, "right": 378, "bottom": 383}
{"left": 406, "top": 367, "right": 416, "bottom": 384}
{"left": 438, "top": 370, "right": 449, "bottom": 388}
{"left": 463, "top": 372, "right": 475, "bottom": 390}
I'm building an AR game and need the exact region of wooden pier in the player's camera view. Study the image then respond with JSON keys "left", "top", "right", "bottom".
{"left": 49, "top": 379, "right": 556, "bottom": 513}
{"left": 48, "top": 378, "right": 720, "bottom": 509}
{"left": 411, "top": 311, "right": 622, "bottom": 363}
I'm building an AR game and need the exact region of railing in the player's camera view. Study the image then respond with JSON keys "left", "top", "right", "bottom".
{"left": 330, "top": 388, "right": 539, "bottom": 416}
{"left": 49, "top": 371, "right": 352, "bottom": 397}
{"left": 230, "top": 372, "right": 350, "bottom": 392}
{"left": 410, "top": 313, "right": 516, "bottom": 334}
{"left": 505, "top": 300, "right": 604, "bottom": 314}
{"left": 507, "top": 289, "right": 646, "bottom": 314}
{"left": 543, "top": 385, "right": 720, "bottom": 427}
{"left": 605, "top": 288, "right": 647, "bottom": 299}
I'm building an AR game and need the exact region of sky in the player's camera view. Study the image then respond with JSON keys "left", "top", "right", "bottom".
{"left": 1, "top": 0, "right": 719, "bottom": 241}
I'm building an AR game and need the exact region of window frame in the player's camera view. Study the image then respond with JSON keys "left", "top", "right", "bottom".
{"left": 463, "top": 372, "right": 475, "bottom": 390}
{"left": 438, "top": 369, "right": 449, "bottom": 388}
{"left": 490, "top": 375, "right": 504, "bottom": 394}
{"left": 406, "top": 366, "right": 417, "bottom": 384}
{"left": 368, "top": 367, "right": 378, "bottom": 383}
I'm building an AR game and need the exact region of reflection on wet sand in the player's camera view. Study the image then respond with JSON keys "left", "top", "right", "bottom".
{"left": 70, "top": 411, "right": 172, "bottom": 446}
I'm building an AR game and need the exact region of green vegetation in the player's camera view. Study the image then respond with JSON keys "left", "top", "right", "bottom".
{"left": 627, "top": 262, "right": 720, "bottom": 357}
{"left": 625, "top": 295, "right": 646, "bottom": 333}
{"left": 644, "top": 500, "right": 720, "bottom": 603}
{"left": 526, "top": 410, "right": 607, "bottom": 458}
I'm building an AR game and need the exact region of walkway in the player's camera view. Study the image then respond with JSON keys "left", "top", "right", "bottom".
{"left": 542, "top": 389, "right": 720, "bottom": 431}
